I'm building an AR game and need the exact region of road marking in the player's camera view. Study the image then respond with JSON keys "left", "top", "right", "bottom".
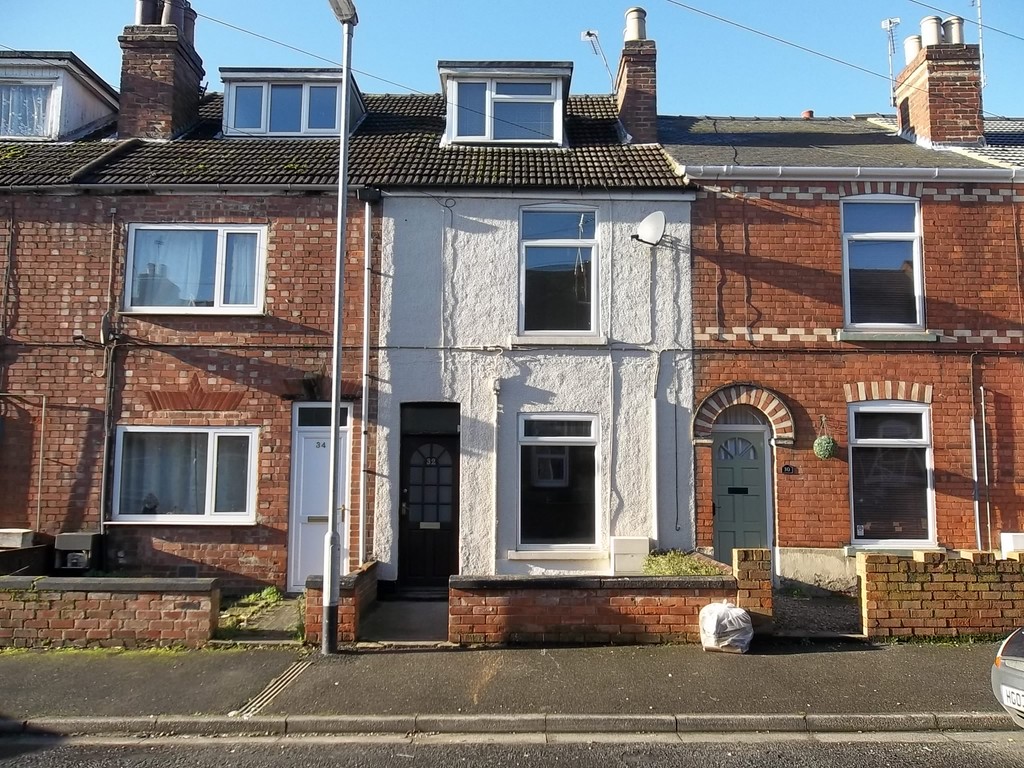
{"left": 232, "top": 659, "right": 312, "bottom": 718}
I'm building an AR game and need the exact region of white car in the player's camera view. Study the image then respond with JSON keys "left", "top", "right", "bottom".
{"left": 992, "top": 628, "right": 1024, "bottom": 729}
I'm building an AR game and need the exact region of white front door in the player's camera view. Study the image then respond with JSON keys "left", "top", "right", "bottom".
{"left": 288, "top": 403, "right": 351, "bottom": 593}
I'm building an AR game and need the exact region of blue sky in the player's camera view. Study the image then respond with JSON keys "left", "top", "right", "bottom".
{"left": 4, "top": 1, "right": 1022, "bottom": 118}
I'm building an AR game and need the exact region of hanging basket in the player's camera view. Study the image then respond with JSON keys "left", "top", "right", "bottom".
{"left": 813, "top": 434, "right": 838, "bottom": 460}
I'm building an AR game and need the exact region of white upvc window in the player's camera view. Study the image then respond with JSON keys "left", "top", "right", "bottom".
{"left": 519, "top": 208, "right": 598, "bottom": 335}
{"left": 449, "top": 78, "right": 562, "bottom": 144}
{"left": 0, "top": 81, "right": 54, "bottom": 138}
{"left": 112, "top": 426, "right": 259, "bottom": 524}
{"left": 225, "top": 81, "right": 340, "bottom": 136}
{"left": 848, "top": 402, "right": 935, "bottom": 546}
{"left": 124, "top": 224, "right": 267, "bottom": 314}
{"left": 841, "top": 196, "right": 924, "bottom": 329}
{"left": 517, "top": 414, "right": 599, "bottom": 549}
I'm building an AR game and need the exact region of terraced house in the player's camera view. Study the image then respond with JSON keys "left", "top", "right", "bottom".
{"left": 660, "top": 15, "right": 1024, "bottom": 590}
{"left": 0, "top": 4, "right": 697, "bottom": 598}
{"left": 0, "top": 3, "right": 378, "bottom": 592}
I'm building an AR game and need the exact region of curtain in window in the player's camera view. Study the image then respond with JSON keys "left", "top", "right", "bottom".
{"left": 0, "top": 84, "right": 50, "bottom": 137}
{"left": 120, "top": 433, "right": 208, "bottom": 516}
{"left": 223, "top": 233, "right": 257, "bottom": 305}
{"left": 132, "top": 230, "right": 216, "bottom": 307}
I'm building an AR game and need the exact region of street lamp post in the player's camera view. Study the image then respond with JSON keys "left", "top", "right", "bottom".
{"left": 323, "top": 0, "right": 358, "bottom": 656}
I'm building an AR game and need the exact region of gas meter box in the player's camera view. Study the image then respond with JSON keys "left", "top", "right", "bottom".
{"left": 54, "top": 532, "right": 102, "bottom": 574}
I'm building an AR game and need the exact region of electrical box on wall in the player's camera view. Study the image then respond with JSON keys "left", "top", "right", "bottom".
{"left": 54, "top": 532, "right": 102, "bottom": 574}
{"left": 610, "top": 536, "right": 650, "bottom": 576}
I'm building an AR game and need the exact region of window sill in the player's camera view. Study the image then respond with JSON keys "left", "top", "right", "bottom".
{"left": 843, "top": 544, "right": 940, "bottom": 557}
{"left": 510, "top": 334, "right": 608, "bottom": 347}
{"left": 506, "top": 549, "right": 607, "bottom": 561}
{"left": 106, "top": 518, "right": 257, "bottom": 527}
{"left": 120, "top": 309, "right": 266, "bottom": 317}
{"left": 836, "top": 329, "right": 938, "bottom": 342}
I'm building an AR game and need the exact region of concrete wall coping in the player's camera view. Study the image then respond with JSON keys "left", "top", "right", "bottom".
{"left": 305, "top": 561, "right": 377, "bottom": 592}
{"left": 0, "top": 576, "right": 219, "bottom": 593}
{"left": 450, "top": 575, "right": 736, "bottom": 590}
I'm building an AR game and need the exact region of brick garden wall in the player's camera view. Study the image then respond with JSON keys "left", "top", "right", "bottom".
{"left": 0, "top": 576, "right": 219, "bottom": 648}
{"left": 0, "top": 192, "right": 380, "bottom": 592}
{"left": 691, "top": 181, "right": 1024, "bottom": 554}
{"left": 448, "top": 548, "right": 772, "bottom": 645}
{"left": 303, "top": 561, "right": 378, "bottom": 645}
{"left": 858, "top": 550, "right": 1024, "bottom": 638}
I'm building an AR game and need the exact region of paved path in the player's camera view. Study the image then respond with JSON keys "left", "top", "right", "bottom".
{"left": 0, "top": 638, "right": 1014, "bottom": 736}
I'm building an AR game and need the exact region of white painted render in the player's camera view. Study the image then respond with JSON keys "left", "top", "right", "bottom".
{"left": 374, "top": 192, "right": 694, "bottom": 580}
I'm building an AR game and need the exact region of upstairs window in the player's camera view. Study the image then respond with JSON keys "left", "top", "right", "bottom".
{"left": 842, "top": 197, "right": 923, "bottom": 328}
{"left": 519, "top": 209, "right": 597, "bottom": 334}
{"left": 226, "top": 82, "right": 340, "bottom": 135}
{"left": 454, "top": 79, "right": 559, "bottom": 142}
{"left": 0, "top": 82, "right": 52, "bottom": 138}
{"left": 125, "top": 224, "right": 266, "bottom": 314}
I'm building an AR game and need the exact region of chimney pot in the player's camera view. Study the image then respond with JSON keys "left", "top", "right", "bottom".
{"left": 903, "top": 34, "right": 922, "bottom": 65}
{"left": 801, "top": 109, "right": 814, "bottom": 120}
{"left": 624, "top": 7, "right": 647, "bottom": 42}
{"left": 942, "top": 16, "right": 964, "bottom": 45}
{"left": 920, "top": 15, "right": 942, "bottom": 47}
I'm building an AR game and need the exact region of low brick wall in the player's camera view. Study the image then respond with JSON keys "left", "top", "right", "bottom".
{"left": 0, "top": 577, "right": 219, "bottom": 648}
{"left": 304, "top": 561, "right": 378, "bottom": 645}
{"left": 858, "top": 550, "right": 1024, "bottom": 638}
{"left": 449, "top": 548, "right": 773, "bottom": 645}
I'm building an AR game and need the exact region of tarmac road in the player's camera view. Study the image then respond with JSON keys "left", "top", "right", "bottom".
{"left": 2, "top": 733, "right": 1024, "bottom": 768}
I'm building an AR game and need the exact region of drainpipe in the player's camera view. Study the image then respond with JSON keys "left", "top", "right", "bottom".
{"left": 980, "top": 386, "right": 993, "bottom": 550}
{"left": 356, "top": 188, "right": 380, "bottom": 565}
{"left": 97, "top": 211, "right": 120, "bottom": 536}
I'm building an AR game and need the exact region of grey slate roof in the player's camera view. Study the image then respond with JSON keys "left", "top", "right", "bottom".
{"left": 658, "top": 115, "right": 1000, "bottom": 170}
{"left": 1, "top": 92, "right": 688, "bottom": 190}
{"left": 867, "top": 115, "right": 1024, "bottom": 169}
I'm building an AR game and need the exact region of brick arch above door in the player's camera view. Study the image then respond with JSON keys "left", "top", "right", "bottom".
{"left": 693, "top": 384, "right": 795, "bottom": 446}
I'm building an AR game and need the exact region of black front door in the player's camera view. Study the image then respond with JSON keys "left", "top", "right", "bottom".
{"left": 398, "top": 434, "right": 459, "bottom": 588}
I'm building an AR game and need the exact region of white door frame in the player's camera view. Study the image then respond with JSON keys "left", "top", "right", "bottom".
{"left": 710, "top": 424, "right": 774, "bottom": 557}
{"left": 287, "top": 402, "right": 352, "bottom": 593}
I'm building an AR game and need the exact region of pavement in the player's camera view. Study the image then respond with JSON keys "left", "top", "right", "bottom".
{"left": 0, "top": 636, "right": 1017, "bottom": 737}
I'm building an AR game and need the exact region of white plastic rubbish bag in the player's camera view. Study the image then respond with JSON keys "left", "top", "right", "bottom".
{"left": 699, "top": 600, "right": 753, "bottom": 653}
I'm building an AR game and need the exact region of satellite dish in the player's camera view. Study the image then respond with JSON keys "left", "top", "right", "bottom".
{"left": 633, "top": 210, "right": 666, "bottom": 246}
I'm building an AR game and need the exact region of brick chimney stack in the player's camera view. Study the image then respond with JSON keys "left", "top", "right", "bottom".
{"left": 893, "top": 15, "right": 984, "bottom": 147}
{"left": 614, "top": 7, "right": 658, "bottom": 144}
{"left": 118, "top": 0, "right": 205, "bottom": 139}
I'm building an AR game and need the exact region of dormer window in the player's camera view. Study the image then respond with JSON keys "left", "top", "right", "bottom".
{"left": 0, "top": 52, "right": 117, "bottom": 141}
{"left": 0, "top": 81, "right": 53, "bottom": 138}
{"left": 440, "top": 61, "right": 571, "bottom": 146}
{"left": 221, "top": 68, "right": 363, "bottom": 137}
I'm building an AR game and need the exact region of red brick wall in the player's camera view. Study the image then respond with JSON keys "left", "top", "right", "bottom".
{"left": 0, "top": 192, "right": 380, "bottom": 591}
{"left": 118, "top": 26, "right": 205, "bottom": 139}
{"left": 894, "top": 45, "right": 984, "bottom": 145}
{"left": 448, "top": 548, "right": 772, "bottom": 645}
{"left": 692, "top": 181, "right": 1024, "bottom": 553}
{"left": 0, "top": 576, "right": 219, "bottom": 648}
{"left": 303, "top": 561, "right": 378, "bottom": 645}
{"left": 614, "top": 39, "right": 658, "bottom": 144}
{"left": 858, "top": 550, "right": 1024, "bottom": 637}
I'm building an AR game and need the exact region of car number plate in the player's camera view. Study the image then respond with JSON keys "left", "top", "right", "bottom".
{"left": 1002, "top": 684, "right": 1024, "bottom": 712}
